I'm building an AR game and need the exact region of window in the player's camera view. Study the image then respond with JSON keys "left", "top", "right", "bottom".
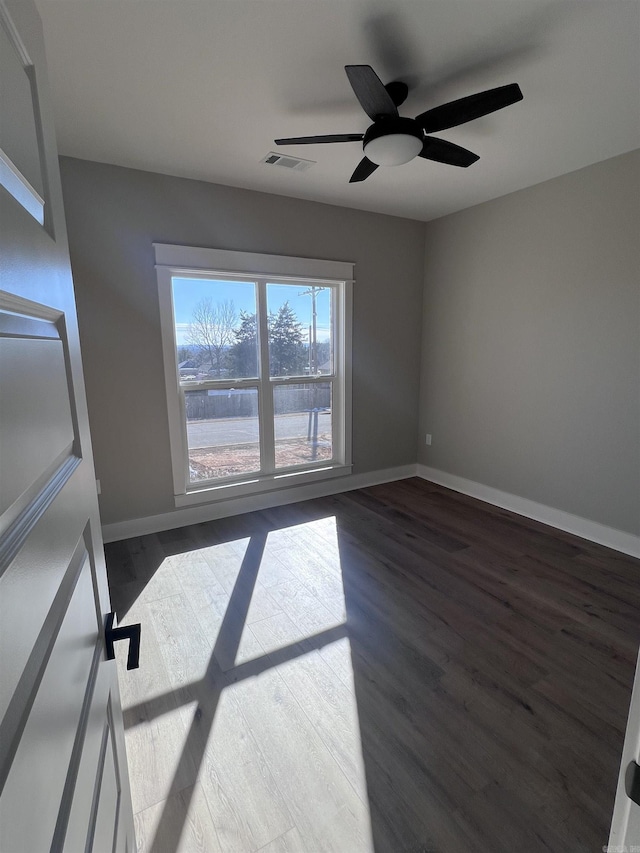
{"left": 155, "top": 245, "right": 353, "bottom": 505}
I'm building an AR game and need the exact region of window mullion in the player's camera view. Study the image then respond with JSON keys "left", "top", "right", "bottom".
{"left": 180, "top": 378, "right": 259, "bottom": 393}
{"left": 256, "top": 279, "right": 275, "bottom": 473}
{"left": 270, "top": 375, "right": 335, "bottom": 387}
{"left": 335, "top": 285, "right": 346, "bottom": 464}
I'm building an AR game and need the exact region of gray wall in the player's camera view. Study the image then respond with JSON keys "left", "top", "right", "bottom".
{"left": 59, "top": 157, "right": 425, "bottom": 526}
{"left": 418, "top": 150, "right": 640, "bottom": 535}
{"left": 60, "top": 152, "right": 639, "bottom": 536}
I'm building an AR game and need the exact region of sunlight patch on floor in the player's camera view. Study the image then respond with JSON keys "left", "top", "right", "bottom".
{"left": 220, "top": 640, "right": 373, "bottom": 852}
{"left": 118, "top": 516, "right": 374, "bottom": 852}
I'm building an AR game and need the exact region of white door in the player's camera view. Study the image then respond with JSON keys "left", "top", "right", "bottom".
{"left": 0, "top": 1, "right": 135, "bottom": 851}
{"left": 609, "top": 649, "right": 640, "bottom": 849}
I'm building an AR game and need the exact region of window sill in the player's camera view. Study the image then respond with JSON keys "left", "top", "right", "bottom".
{"left": 174, "top": 464, "right": 353, "bottom": 508}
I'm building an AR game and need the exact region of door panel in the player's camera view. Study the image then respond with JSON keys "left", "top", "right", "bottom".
{"left": 609, "top": 649, "right": 640, "bottom": 847}
{"left": 61, "top": 643, "right": 111, "bottom": 853}
{"left": 0, "top": 1, "right": 134, "bottom": 851}
{"left": 0, "top": 553, "right": 97, "bottom": 851}
{"left": 0, "top": 311, "right": 75, "bottom": 515}
{"left": 0, "top": 481, "right": 85, "bottom": 720}
{"left": 91, "top": 709, "right": 121, "bottom": 853}
{"left": 0, "top": 10, "right": 44, "bottom": 222}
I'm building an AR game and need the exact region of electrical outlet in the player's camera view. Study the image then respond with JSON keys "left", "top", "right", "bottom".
{"left": 425, "top": 434, "right": 432, "bottom": 446}
{"left": 96, "top": 479, "right": 101, "bottom": 495}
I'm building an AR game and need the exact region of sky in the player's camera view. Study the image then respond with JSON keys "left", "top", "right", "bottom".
{"left": 172, "top": 277, "right": 331, "bottom": 346}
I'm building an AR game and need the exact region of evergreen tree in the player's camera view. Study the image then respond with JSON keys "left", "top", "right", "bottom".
{"left": 228, "top": 310, "right": 258, "bottom": 378}
{"left": 268, "top": 302, "right": 306, "bottom": 376}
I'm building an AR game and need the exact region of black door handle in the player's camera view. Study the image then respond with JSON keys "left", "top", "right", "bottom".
{"left": 105, "top": 612, "right": 141, "bottom": 670}
{"left": 626, "top": 760, "right": 640, "bottom": 807}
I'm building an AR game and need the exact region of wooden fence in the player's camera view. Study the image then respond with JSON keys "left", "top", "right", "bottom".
{"left": 184, "top": 385, "right": 330, "bottom": 420}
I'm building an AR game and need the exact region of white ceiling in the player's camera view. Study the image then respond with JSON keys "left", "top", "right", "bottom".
{"left": 36, "top": 0, "right": 640, "bottom": 222}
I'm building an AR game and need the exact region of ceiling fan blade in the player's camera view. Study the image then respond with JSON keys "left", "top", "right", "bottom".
{"left": 345, "top": 65, "right": 399, "bottom": 120}
{"left": 349, "top": 157, "right": 379, "bottom": 183}
{"left": 420, "top": 137, "right": 480, "bottom": 167}
{"left": 416, "top": 83, "right": 523, "bottom": 132}
{"left": 274, "top": 133, "right": 364, "bottom": 145}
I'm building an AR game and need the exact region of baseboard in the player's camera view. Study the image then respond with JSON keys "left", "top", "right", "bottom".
{"left": 417, "top": 464, "right": 640, "bottom": 559}
{"left": 101, "top": 463, "right": 418, "bottom": 543}
{"left": 102, "top": 462, "right": 640, "bottom": 558}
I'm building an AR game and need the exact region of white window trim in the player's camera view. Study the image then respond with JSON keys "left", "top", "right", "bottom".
{"left": 154, "top": 243, "right": 353, "bottom": 507}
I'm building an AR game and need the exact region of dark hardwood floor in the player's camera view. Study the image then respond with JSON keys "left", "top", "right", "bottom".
{"left": 105, "top": 478, "right": 640, "bottom": 853}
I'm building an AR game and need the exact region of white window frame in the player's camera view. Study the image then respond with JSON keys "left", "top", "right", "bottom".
{"left": 154, "top": 244, "right": 353, "bottom": 507}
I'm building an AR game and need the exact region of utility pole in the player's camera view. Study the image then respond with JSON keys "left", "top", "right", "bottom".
{"left": 298, "top": 286, "right": 325, "bottom": 375}
{"left": 299, "top": 286, "right": 326, "bottom": 457}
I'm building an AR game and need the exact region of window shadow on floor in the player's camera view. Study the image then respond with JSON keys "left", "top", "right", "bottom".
{"left": 105, "top": 507, "right": 364, "bottom": 852}
{"left": 105, "top": 478, "right": 631, "bottom": 852}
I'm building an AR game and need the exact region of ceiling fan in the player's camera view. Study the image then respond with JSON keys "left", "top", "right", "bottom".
{"left": 274, "top": 65, "right": 523, "bottom": 183}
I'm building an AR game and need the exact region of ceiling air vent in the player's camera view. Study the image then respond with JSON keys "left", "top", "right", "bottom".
{"left": 261, "top": 152, "right": 315, "bottom": 172}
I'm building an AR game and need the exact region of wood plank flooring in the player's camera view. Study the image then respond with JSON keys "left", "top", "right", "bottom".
{"left": 104, "top": 478, "right": 640, "bottom": 853}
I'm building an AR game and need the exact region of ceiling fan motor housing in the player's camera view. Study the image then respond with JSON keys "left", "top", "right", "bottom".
{"left": 274, "top": 67, "right": 522, "bottom": 181}
{"left": 363, "top": 117, "right": 423, "bottom": 166}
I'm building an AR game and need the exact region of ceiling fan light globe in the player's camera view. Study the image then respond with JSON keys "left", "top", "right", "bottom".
{"left": 363, "top": 133, "right": 423, "bottom": 166}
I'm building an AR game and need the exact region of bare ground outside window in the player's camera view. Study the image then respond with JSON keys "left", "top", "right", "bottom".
{"left": 189, "top": 436, "right": 332, "bottom": 482}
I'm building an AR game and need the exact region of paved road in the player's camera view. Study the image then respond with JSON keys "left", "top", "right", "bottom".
{"left": 187, "top": 411, "right": 331, "bottom": 448}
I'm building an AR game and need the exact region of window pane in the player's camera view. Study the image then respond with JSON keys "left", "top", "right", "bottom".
{"left": 172, "top": 278, "right": 259, "bottom": 381}
{"left": 185, "top": 389, "right": 260, "bottom": 482}
{"left": 273, "top": 383, "right": 332, "bottom": 469}
{"left": 266, "top": 283, "right": 332, "bottom": 378}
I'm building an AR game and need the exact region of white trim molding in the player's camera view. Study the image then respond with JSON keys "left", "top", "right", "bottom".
{"left": 153, "top": 243, "right": 354, "bottom": 282}
{"left": 102, "top": 461, "right": 640, "bottom": 558}
{"left": 153, "top": 242, "right": 354, "bottom": 504}
{"left": 102, "top": 464, "right": 416, "bottom": 543}
{"left": 175, "top": 463, "right": 352, "bottom": 507}
{"left": 417, "top": 465, "right": 640, "bottom": 559}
